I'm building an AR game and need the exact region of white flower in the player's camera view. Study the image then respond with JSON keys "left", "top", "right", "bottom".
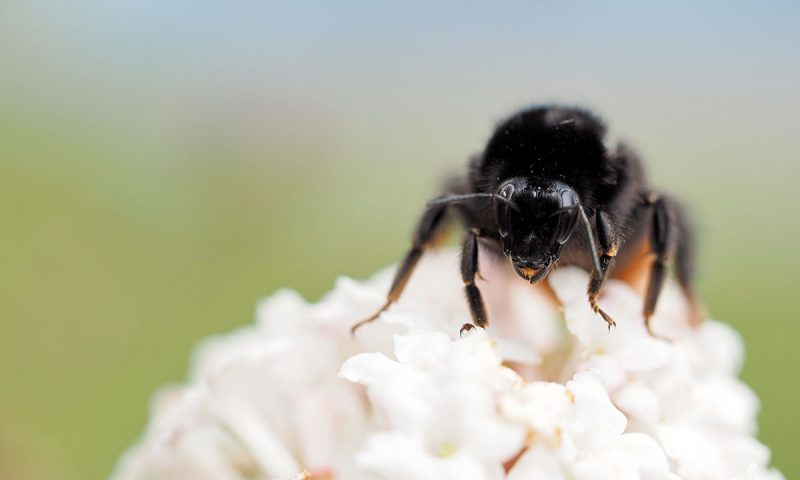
{"left": 112, "top": 250, "right": 784, "bottom": 480}
{"left": 341, "top": 331, "right": 527, "bottom": 480}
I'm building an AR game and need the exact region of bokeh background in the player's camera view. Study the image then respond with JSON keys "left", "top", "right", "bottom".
{"left": 1, "top": 1, "right": 798, "bottom": 478}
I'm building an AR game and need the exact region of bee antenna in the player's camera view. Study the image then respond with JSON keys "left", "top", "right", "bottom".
{"left": 576, "top": 202, "right": 603, "bottom": 274}
{"left": 427, "top": 193, "right": 520, "bottom": 211}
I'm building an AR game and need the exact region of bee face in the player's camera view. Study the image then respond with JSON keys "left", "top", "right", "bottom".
{"left": 495, "top": 178, "right": 580, "bottom": 283}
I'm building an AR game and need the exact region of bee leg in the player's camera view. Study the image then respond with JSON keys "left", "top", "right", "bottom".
{"left": 587, "top": 210, "right": 618, "bottom": 329}
{"left": 669, "top": 198, "right": 704, "bottom": 326}
{"left": 643, "top": 195, "right": 678, "bottom": 335}
{"left": 460, "top": 229, "right": 488, "bottom": 335}
{"left": 351, "top": 203, "right": 449, "bottom": 334}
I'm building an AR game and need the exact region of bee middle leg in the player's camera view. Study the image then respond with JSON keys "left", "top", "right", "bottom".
{"left": 460, "top": 229, "right": 488, "bottom": 335}
{"left": 587, "top": 210, "right": 618, "bottom": 329}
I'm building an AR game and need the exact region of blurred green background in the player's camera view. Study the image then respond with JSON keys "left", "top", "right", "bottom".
{"left": 1, "top": 2, "right": 798, "bottom": 478}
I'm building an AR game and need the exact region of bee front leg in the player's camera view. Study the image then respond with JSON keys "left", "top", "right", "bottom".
{"left": 351, "top": 203, "right": 449, "bottom": 334}
{"left": 587, "top": 210, "right": 618, "bottom": 329}
{"left": 460, "top": 229, "right": 488, "bottom": 335}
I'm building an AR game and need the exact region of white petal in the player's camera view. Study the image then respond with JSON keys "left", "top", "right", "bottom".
{"left": 507, "top": 446, "right": 567, "bottom": 480}
{"left": 694, "top": 375, "right": 760, "bottom": 434}
{"left": 683, "top": 320, "right": 745, "bottom": 376}
{"left": 658, "top": 425, "right": 723, "bottom": 478}
{"left": 209, "top": 396, "right": 300, "bottom": 478}
{"left": 393, "top": 331, "right": 451, "bottom": 367}
{"left": 566, "top": 372, "right": 627, "bottom": 450}
{"left": 572, "top": 433, "right": 671, "bottom": 480}
{"left": 339, "top": 352, "right": 402, "bottom": 385}
{"left": 357, "top": 433, "right": 495, "bottom": 480}
{"left": 614, "top": 381, "right": 662, "bottom": 428}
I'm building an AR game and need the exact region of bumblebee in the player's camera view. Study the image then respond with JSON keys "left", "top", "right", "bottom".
{"left": 353, "top": 105, "right": 698, "bottom": 335}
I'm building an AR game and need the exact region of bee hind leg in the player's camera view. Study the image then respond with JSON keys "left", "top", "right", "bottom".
{"left": 666, "top": 198, "right": 707, "bottom": 326}
{"left": 643, "top": 194, "right": 702, "bottom": 335}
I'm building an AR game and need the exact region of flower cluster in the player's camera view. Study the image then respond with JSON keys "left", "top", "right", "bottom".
{"left": 113, "top": 251, "right": 783, "bottom": 479}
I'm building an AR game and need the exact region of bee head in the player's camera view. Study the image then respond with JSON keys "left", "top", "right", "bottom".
{"left": 494, "top": 178, "right": 580, "bottom": 283}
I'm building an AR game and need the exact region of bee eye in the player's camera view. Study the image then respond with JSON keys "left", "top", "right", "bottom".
{"left": 495, "top": 203, "right": 511, "bottom": 237}
{"left": 497, "top": 211, "right": 510, "bottom": 237}
{"left": 495, "top": 183, "right": 515, "bottom": 237}
{"left": 560, "top": 190, "right": 577, "bottom": 208}
{"left": 553, "top": 210, "right": 578, "bottom": 245}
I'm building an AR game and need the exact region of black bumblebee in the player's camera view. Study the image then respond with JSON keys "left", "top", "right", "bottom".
{"left": 353, "top": 105, "right": 698, "bottom": 335}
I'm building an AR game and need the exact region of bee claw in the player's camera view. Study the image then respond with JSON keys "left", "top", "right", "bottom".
{"left": 644, "top": 317, "right": 672, "bottom": 342}
{"left": 459, "top": 323, "right": 476, "bottom": 337}
{"left": 597, "top": 308, "right": 616, "bottom": 331}
{"left": 351, "top": 300, "right": 392, "bottom": 336}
